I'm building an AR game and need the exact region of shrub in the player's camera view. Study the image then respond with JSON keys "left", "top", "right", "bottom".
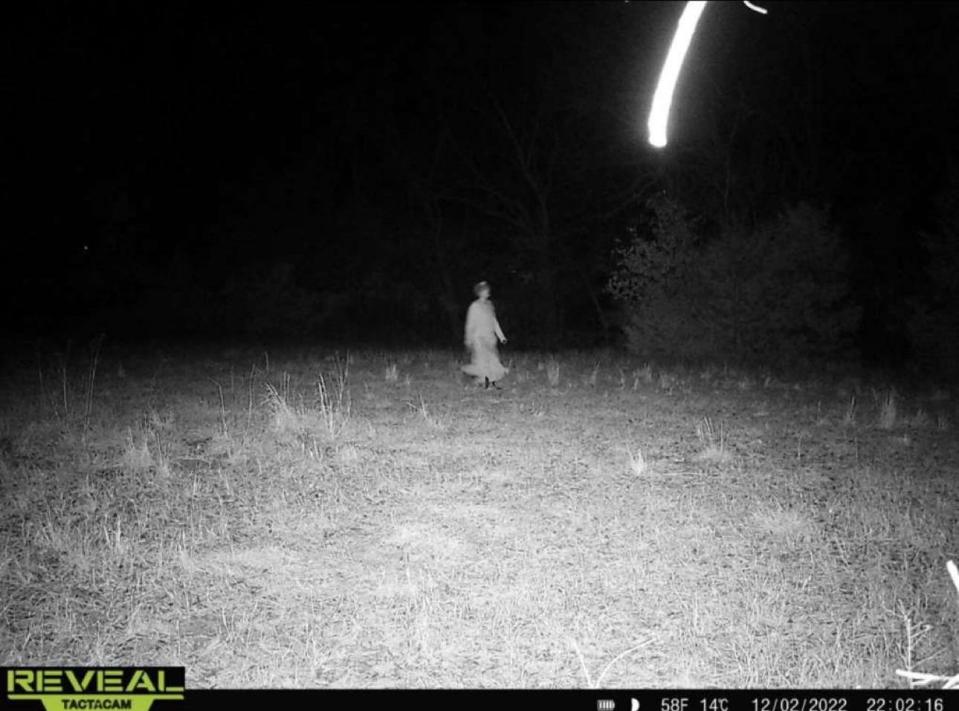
{"left": 607, "top": 193, "right": 699, "bottom": 307}
{"left": 905, "top": 185, "right": 959, "bottom": 377}
{"left": 609, "top": 197, "right": 860, "bottom": 364}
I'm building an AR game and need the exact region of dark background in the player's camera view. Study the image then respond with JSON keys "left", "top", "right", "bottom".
{"left": 4, "top": 2, "right": 958, "bottom": 367}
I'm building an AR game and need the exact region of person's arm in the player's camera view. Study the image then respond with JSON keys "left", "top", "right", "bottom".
{"left": 493, "top": 309, "right": 506, "bottom": 344}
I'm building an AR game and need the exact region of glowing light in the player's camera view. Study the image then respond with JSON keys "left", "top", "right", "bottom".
{"left": 743, "top": 1, "right": 768, "bottom": 14}
{"left": 647, "top": 1, "right": 708, "bottom": 148}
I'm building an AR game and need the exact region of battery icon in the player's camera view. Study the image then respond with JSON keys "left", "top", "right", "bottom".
{"left": 598, "top": 701, "right": 616, "bottom": 711}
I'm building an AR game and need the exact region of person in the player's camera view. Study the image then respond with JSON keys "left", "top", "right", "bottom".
{"left": 461, "top": 281, "right": 508, "bottom": 389}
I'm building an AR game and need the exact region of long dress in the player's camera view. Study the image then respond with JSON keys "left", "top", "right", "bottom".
{"left": 461, "top": 298, "right": 508, "bottom": 383}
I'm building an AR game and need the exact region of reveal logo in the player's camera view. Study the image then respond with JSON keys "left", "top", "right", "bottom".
{"left": 3, "top": 668, "right": 185, "bottom": 711}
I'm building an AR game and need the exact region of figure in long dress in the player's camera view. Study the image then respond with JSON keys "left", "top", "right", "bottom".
{"left": 461, "top": 281, "right": 508, "bottom": 389}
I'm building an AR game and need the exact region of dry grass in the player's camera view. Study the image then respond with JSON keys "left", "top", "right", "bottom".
{"left": 895, "top": 561, "right": 959, "bottom": 689}
{"left": 843, "top": 396, "right": 857, "bottom": 427}
{"left": 544, "top": 357, "right": 561, "bottom": 387}
{"left": 626, "top": 444, "right": 647, "bottom": 476}
{"left": 695, "top": 416, "right": 733, "bottom": 464}
{"left": 877, "top": 389, "right": 898, "bottom": 430}
{"left": 586, "top": 363, "right": 600, "bottom": 388}
{"left": 1, "top": 345, "right": 957, "bottom": 688}
{"left": 384, "top": 362, "right": 399, "bottom": 382}
{"left": 633, "top": 364, "right": 653, "bottom": 389}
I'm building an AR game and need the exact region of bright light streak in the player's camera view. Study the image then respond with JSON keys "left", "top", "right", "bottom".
{"left": 743, "top": 1, "right": 768, "bottom": 14}
{"left": 647, "top": 1, "right": 708, "bottom": 148}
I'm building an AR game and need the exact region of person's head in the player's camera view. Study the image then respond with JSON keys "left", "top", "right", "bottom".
{"left": 474, "top": 281, "right": 491, "bottom": 299}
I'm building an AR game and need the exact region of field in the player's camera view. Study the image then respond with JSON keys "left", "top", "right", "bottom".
{"left": 1, "top": 344, "right": 957, "bottom": 688}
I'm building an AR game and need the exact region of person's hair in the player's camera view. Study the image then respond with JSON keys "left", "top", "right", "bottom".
{"left": 473, "top": 281, "right": 490, "bottom": 297}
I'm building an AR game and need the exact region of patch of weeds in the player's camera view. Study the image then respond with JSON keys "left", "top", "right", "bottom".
{"left": 877, "top": 390, "right": 898, "bottom": 430}
{"left": 894, "top": 560, "right": 959, "bottom": 689}
{"left": 633, "top": 364, "right": 653, "bottom": 389}
{"left": 546, "top": 358, "right": 561, "bottom": 387}
{"left": 695, "top": 416, "right": 732, "bottom": 464}
{"left": 408, "top": 396, "right": 445, "bottom": 431}
{"left": 586, "top": 363, "right": 600, "bottom": 388}
{"left": 264, "top": 377, "right": 299, "bottom": 437}
{"left": 658, "top": 371, "right": 679, "bottom": 391}
{"left": 843, "top": 397, "right": 857, "bottom": 427}
{"left": 626, "top": 445, "right": 647, "bottom": 476}
{"left": 316, "top": 367, "right": 351, "bottom": 439}
{"left": 120, "top": 428, "right": 153, "bottom": 473}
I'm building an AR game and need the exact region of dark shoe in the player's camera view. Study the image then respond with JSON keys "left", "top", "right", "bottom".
{"left": 484, "top": 377, "right": 490, "bottom": 389}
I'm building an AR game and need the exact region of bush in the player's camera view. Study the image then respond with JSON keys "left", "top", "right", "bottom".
{"left": 906, "top": 187, "right": 959, "bottom": 376}
{"left": 606, "top": 193, "right": 699, "bottom": 307}
{"left": 608, "top": 197, "right": 860, "bottom": 364}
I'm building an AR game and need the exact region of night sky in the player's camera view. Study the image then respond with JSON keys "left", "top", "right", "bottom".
{"left": 5, "top": 2, "right": 959, "bottom": 365}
